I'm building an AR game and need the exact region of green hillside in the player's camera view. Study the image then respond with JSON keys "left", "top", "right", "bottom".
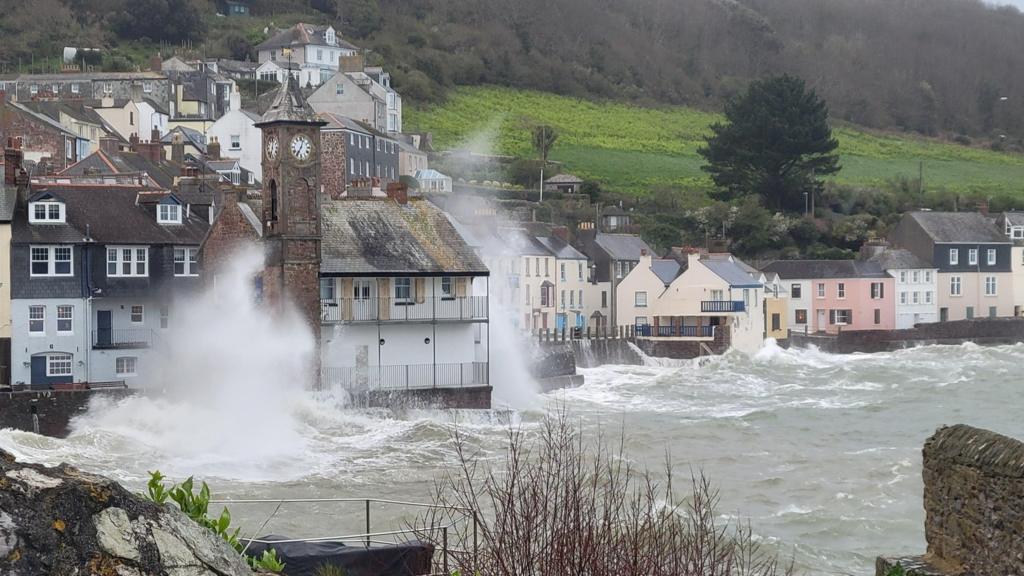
{"left": 406, "top": 86, "right": 1024, "bottom": 198}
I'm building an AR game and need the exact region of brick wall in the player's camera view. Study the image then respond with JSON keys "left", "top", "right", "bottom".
{"left": 199, "top": 188, "right": 260, "bottom": 287}
{"left": 322, "top": 130, "right": 347, "bottom": 199}
{"left": 877, "top": 424, "right": 1024, "bottom": 575}
{"left": 0, "top": 102, "right": 74, "bottom": 170}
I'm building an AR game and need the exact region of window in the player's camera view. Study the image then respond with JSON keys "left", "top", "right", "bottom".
{"left": 47, "top": 354, "right": 72, "bottom": 377}
{"left": 912, "top": 291, "right": 919, "bottom": 304}
{"left": 230, "top": 134, "right": 241, "bottom": 150}
{"left": 950, "top": 249, "right": 959, "bottom": 265}
{"left": 545, "top": 258, "right": 550, "bottom": 277}
{"left": 336, "top": 83, "right": 344, "bottom": 96}
{"left": 578, "top": 262, "right": 583, "bottom": 280}
{"left": 870, "top": 282, "right": 884, "bottom": 299}
{"left": 950, "top": 275, "right": 962, "bottom": 296}
{"left": 578, "top": 289, "right": 583, "bottom": 308}
{"left": 66, "top": 140, "right": 72, "bottom": 160}
{"left": 103, "top": 83, "right": 112, "bottom": 95}
{"left": 635, "top": 316, "right": 648, "bottom": 327}
{"left": 107, "top": 247, "right": 148, "bottom": 277}
{"left": 540, "top": 286, "right": 551, "bottom": 307}
{"left": 874, "top": 309, "right": 881, "bottom": 325}
{"left": 130, "top": 305, "right": 144, "bottom": 323}
{"left": 29, "top": 306, "right": 44, "bottom": 334}
{"left": 990, "top": 306, "right": 998, "bottom": 318}
{"left": 115, "top": 357, "right": 137, "bottom": 377}
{"left": 985, "top": 275, "right": 997, "bottom": 296}
{"left": 30, "top": 246, "right": 73, "bottom": 277}
{"left": 317, "top": 49, "right": 323, "bottom": 61}
{"left": 968, "top": 249, "right": 978, "bottom": 265}
{"left": 772, "top": 313, "right": 781, "bottom": 331}
{"left": 560, "top": 290, "right": 566, "bottom": 309}
{"left": 365, "top": 161, "right": 369, "bottom": 175}
{"left": 349, "top": 158, "right": 355, "bottom": 175}
{"left": 987, "top": 249, "right": 997, "bottom": 266}
{"left": 817, "top": 283, "right": 825, "bottom": 298}
{"left": 925, "top": 271, "right": 933, "bottom": 283}
{"left": 1014, "top": 228, "right": 1024, "bottom": 240}
{"left": 394, "top": 277, "right": 412, "bottom": 303}
{"left": 635, "top": 291, "right": 647, "bottom": 307}
{"left": 377, "top": 140, "right": 381, "bottom": 152}
{"left": 174, "top": 247, "right": 199, "bottom": 276}
{"left": 56, "top": 305, "right": 72, "bottom": 334}
{"left": 129, "top": 111, "right": 134, "bottom": 126}
{"left": 29, "top": 200, "right": 65, "bottom": 223}
{"left": 925, "top": 291, "right": 933, "bottom": 304}
{"left": 350, "top": 133, "right": 355, "bottom": 146}
{"left": 535, "top": 258, "right": 540, "bottom": 276}
{"left": 791, "top": 284, "right": 802, "bottom": 299}
{"left": 744, "top": 288, "right": 751, "bottom": 307}
{"left": 143, "top": 81, "right": 152, "bottom": 93}
{"left": 158, "top": 204, "right": 182, "bottom": 224}
{"left": 795, "top": 309, "right": 807, "bottom": 324}
{"left": 160, "top": 306, "right": 169, "bottom": 329}
{"left": 560, "top": 263, "right": 566, "bottom": 281}
{"left": 837, "top": 283, "right": 846, "bottom": 299}
{"left": 71, "top": 83, "right": 79, "bottom": 94}
{"left": 830, "top": 309, "right": 852, "bottom": 324}
{"left": 441, "top": 277, "right": 454, "bottom": 298}
{"left": 966, "top": 306, "right": 975, "bottom": 320}
{"left": 899, "top": 271, "right": 907, "bottom": 283}
{"left": 912, "top": 271, "right": 920, "bottom": 283}
{"left": 601, "top": 291, "right": 608, "bottom": 308}
{"left": 30, "top": 85, "right": 38, "bottom": 95}
{"left": 900, "top": 291, "right": 907, "bottom": 305}
{"left": 319, "top": 278, "right": 335, "bottom": 300}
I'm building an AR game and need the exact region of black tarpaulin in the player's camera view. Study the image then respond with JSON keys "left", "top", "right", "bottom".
{"left": 242, "top": 535, "right": 434, "bottom": 576}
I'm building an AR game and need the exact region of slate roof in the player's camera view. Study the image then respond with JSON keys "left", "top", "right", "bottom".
{"left": 20, "top": 101, "right": 108, "bottom": 127}
{"left": 650, "top": 259, "right": 681, "bottom": 285}
{"left": 60, "top": 150, "right": 182, "bottom": 190}
{"left": 534, "top": 236, "right": 587, "bottom": 260}
{"left": 17, "top": 72, "right": 165, "bottom": 81}
{"left": 255, "top": 23, "right": 358, "bottom": 52}
{"left": 161, "top": 126, "right": 207, "bottom": 153}
{"left": 13, "top": 186, "right": 210, "bottom": 246}
{"left": 761, "top": 260, "right": 888, "bottom": 279}
{"left": 1002, "top": 212, "right": 1024, "bottom": 227}
{"left": 702, "top": 258, "right": 764, "bottom": 288}
{"left": 319, "top": 112, "right": 371, "bottom": 134}
{"left": 867, "top": 248, "right": 933, "bottom": 270}
{"left": 545, "top": 173, "right": 582, "bottom": 184}
{"left": 256, "top": 76, "right": 326, "bottom": 126}
{"left": 593, "top": 233, "right": 652, "bottom": 261}
{"left": 907, "top": 211, "right": 1008, "bottom": 243}
{"left": 320, "top": 198, "right": 488, "bottom": 276}
{"left": 0, "top": 182, "right": 17, "bottom": 223}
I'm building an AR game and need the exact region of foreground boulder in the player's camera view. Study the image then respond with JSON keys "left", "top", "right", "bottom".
{"left": 0, "top": 448, "right": 253, "bottom": 576}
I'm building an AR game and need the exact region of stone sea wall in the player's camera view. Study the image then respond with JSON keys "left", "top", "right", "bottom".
{"left": 0, "top": 388, "right": 131, "bottom": 438}
{"left": 790, "top": 317, "right": 1024, "bottom": 354}
{"left": 877, "top": 424, "right": 1024, "bottom": 575}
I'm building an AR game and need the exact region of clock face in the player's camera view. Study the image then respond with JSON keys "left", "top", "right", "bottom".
{"left": 290, "top": 134, "right": 312, "bottom": 161}
{"left": 265, "top": 137, "right": 279, "bottom": 160}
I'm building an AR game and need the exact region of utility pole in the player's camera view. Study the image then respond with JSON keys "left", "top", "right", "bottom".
{"left": 538, "top": 124, "right": 545, "bottom": 204}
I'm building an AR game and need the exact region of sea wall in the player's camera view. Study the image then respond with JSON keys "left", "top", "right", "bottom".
{"left": 876, "top": 424, "right": 1024, "bottom": 575}
{"left": 789, "top": 317, "right": 1024, "bottom": 354}
{"left": 0, "top": 388, "right": 131, "bottom": 438}
{"left": 359, "top": 386, "right": 493, "bottom": 409}
{"left": 634, "top": 325, "right": 731, "bottom": 360}
{"left": 570, "top": 339, "right": 642, "bottom": 368}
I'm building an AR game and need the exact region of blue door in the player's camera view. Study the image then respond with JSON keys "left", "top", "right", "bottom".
{"left": 576, "top": 313, "right": 584, "bottom": 328}
{"left": 556, "top": 313, "right": 566, "bottom": 331}
{"left": 97, "top": 310, "right": 112, "bottom": 348}
{"left": 30, "top": 356, "right": 45, "bottom": 387}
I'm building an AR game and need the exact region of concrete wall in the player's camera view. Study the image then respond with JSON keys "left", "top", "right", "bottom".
{"left": 876, "top": 424, "right": 1024, "bottom": 576}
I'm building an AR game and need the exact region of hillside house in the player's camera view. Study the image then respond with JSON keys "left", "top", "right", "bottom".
{"left": 255, "top": 23, "right": 358, "bottom": 87}
{"left": 308, "top": 54, "right": 402, "bottom": 133}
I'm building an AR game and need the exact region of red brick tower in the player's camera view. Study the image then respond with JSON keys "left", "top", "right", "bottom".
{"left": 255, "top": 76, "right": 327, "bottom": 384}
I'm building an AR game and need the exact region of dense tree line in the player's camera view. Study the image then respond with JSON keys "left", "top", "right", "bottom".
{"left": 6, "top": 0, "right": 1024, "bottom": 140}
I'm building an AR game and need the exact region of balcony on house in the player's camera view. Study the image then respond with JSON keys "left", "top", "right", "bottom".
{"left": 635, "top": 324, "right": 715, "bottom": 340}
{"left": 700, "top": 300, "right": 746, "bottom": 313}
{"left": 320, "top": 296, "right": 489, "bottom": 324}
{"left": 92, "top": 329, "right": 153, "bottom": 349}
{"left": 321, "top": 361, "right": 490, "bottom": 390}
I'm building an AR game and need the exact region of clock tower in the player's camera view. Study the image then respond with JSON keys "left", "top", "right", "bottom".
{"left": 255, "top": 76, "right": 328, "bottom": 384}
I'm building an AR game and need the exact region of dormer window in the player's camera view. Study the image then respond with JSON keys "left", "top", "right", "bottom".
{"left": 325, "top": 27, "right": 336, "bottom": 46}
{"left": 159, "top": 203, "right": 182, "bottom": 224}
{"left": 29, "top": 199, "right": 65, "bottom": 224}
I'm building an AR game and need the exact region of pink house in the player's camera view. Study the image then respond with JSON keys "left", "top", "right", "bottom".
{"left": 762, "top": 260, "right": 895, "bottom": 334}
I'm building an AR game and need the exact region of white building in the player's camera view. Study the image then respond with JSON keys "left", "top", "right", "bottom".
{"left": 207, "top": 88, "right": 263, "bottom": 181}
{"left": 414, "top": 169, "right": 452, "bottom": 194}
{"left": 255, "top": 23, "right": 358, "bottom": 87}
{"left": 867, "top": 248, "right": 939, "bottom": 329}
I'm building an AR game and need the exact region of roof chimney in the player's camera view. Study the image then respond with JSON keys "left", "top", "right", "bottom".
{"left": 4, "top": 137, "right": 24, "bottom": 186}
{"left": 552, "top": 226, "right": 570, "bottom": 243}
{"left": 339, "top": 53, "right": 365, "bottom": 74}
{"left": 100, "top": 137, "right": 120, "bottom": 154}
{"left": 978, "top": 199, "right": 990, "bottom": 217}
{"left": 208, "top": 136, "right": 221, "bottom": 161}
{"left": 386, "top": 181, "right": 408, "bottom": 205}
{"left": 171, "top": 132, "right": 184, "bottom": 165}
{"left": 151, "top": 126, "right": 161, "bottom": 143}
{"left": 229, "top": 86, "right": 241, "bottom": 111}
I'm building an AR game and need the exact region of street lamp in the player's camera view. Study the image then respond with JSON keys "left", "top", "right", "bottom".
{"left": 803, "top": 191, "right": 808, "bottom": 216}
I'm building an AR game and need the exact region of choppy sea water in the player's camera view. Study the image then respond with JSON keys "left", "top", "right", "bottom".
{"left": 2, "top": 341, "right": 1022, "bottom": 575}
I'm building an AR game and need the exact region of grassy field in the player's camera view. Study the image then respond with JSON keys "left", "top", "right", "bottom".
{"left": 406, "top": 86, "right": 1024, "bottom": 197}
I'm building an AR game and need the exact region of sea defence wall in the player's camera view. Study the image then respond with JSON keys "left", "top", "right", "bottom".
{"left": 359, "top": 386, "right": 493, "bottom": 409}
{"left": 876, "top": 424, "right": 1024, "bottom": 576}
{"left": 0, "top": 386, "right": 131, "bottom": 438}
{"left": 789, "top": 317, "right": 1024, "bottom": 354}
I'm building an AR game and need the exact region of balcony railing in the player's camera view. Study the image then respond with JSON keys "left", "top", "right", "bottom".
{"left": 92, "top": 329, "right": 153, "bottom": 349}
{"left": 635, "top": 324, "right": 715, "bottom": 339}
{"left": 701, "top": 300, "right": 746, "bottom": 313}
{"left": 320, "top": 297, "right": 488, "bottom": 323}
{"left": 321, "top": 362, "right": 489, "bottom": 390}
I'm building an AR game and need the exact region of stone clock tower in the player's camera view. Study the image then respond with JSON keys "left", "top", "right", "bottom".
{"left": 255, "top": 76, "right": 328, "bottom": 383}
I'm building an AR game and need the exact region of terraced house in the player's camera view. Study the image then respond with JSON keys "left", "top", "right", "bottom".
{"left": 9, "top": 181, "right": 210, "bottom": 388}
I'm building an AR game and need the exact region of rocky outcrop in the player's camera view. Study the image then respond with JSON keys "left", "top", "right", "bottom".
{"left": 0, "top": 449, "right": 254, "bottom": 576}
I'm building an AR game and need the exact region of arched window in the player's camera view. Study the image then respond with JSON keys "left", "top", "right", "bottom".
{"left": 269, "top": 180, "right": 278, "bottom": 222}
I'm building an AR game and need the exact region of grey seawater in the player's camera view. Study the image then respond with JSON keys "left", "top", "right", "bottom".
{"left": 2, "top": 341, "right": 1022, "bottom": 575}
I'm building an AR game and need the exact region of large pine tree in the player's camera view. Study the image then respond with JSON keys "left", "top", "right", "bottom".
{"left": 699, "top": 75, "right": 840, "bottom": 213}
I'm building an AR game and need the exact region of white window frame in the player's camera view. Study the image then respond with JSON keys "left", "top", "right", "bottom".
{"left": 30, "top": 85, "right": 38, "bottom": 95}
{"left": 29, "top": 305, "right": 45, "bottom": 335}
{"left": 634, "top": 291, "right": 647, "bottom": 307}
{"left": 900, "top": 291, "right": 907, "bottom": 305}
{"left": 969, "top": 249, "right": 978, "bottom": 265}
{"left": 985, "top": 276, "right": 997, "bottom": 296}
{"left": 925, "top": 291, "right": 933, "bottom": 304}
{"left": 950, "top": 249, "right": 959, "bottom": 266}
{"left": 174, "top": 247, "right": 199, "bottom": 277}
{"left": 143, "top": 81, "right": 152, "bottom": 93}
{"left": 107, "top": 246, "right": 149, "bottom": 278}
{"left": 987, "top": 249, "right": 996, "bottom": 266}
{"left": 130, "top": 305, "right": 144, "bottom": 324}
{"left": 115, "top": 356, "right": 138, "bottom": 377}
{"left": 817, "top": 283, "right": 826, "bottom": 298}
{"left": 870, "top": 282, "right": 884, "bottom": 299}
{"left": 29, "top": 200, "right": 65, "bottom": 223}
{"left": 394, "top": 277, "right": 412, "bottom": 303}
{"left": 158, "top": 203, "right": 182, "bottom": 224}
{"left": 56, "top": 305, "right": 73, "bottom": 334}
{"left": 837, "top": 283, "right": 846, "bottom": 299}
{"left": 30, "top": 245, "right": 73, "bottom": 277}
{"left": 440, "top": 277, "right": 454, "bottom": 298}
{"left": 229, "top": 134, "right": 241, "bottom": 150}
{"left": 1013, "top": 227, "right": 1024, "bottom": 240}
{"left": 46, "top": 353, "right": 73, "bottom": 377}
{"left": 925, "top": 271, "right": 933, "bottom": 283}
{"left": 912, "top": 291, "right": 919, "bottom": 304}
{"left": 899, "top": 271, "right": 907, "bottom": 283}
{"left": 71, "top": 83, "right": 80, "bottom": 94}
{"left": 950, "top": 275, "right": 962, "bottom": 296}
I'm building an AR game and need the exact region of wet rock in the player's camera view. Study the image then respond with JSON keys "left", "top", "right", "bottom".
{"left": 0, "top": 448, "right": 253, "bottom": 576}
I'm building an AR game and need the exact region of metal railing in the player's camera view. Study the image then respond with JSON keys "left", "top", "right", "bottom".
{"left": 209, "top": 496, "right": 479, "bottom": 576}
{"left": 321, "top": 297, "right": 488, "bottom": 323}
{"left": 701, "top": 300, "right": 745, "bottom": 313}
{"left": 92, "top": 328, "right": 153, "bottom": 349}
{"left": 635, "top": 324, "right": 715, "bottom": 339}
{"left": 322, "top": 362, "right": 489, "bottom": 391}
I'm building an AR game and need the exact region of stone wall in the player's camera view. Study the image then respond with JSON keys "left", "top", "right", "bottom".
{"left": 571, "top": 339, "right": 642, "bottom": 367}
{"left": 635, "top": 324, "right": 731, "bottom": 359}
{"left": 790, "top": 317, "right": 1024, "bottom": 354}
{"left": 876, "top": 424, "right": 1024, "bottom": 576}
{"left": 199, "top": 188, "right": 261, "bottom": 288}
{"left": 322, "top": 130, "right": 347, "bottom": 199}
{"left": 0, "top": 388, "right": 131, "bottom": 438}
{"left": 360, "top": 385, "right": 492, "bottom": 409}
